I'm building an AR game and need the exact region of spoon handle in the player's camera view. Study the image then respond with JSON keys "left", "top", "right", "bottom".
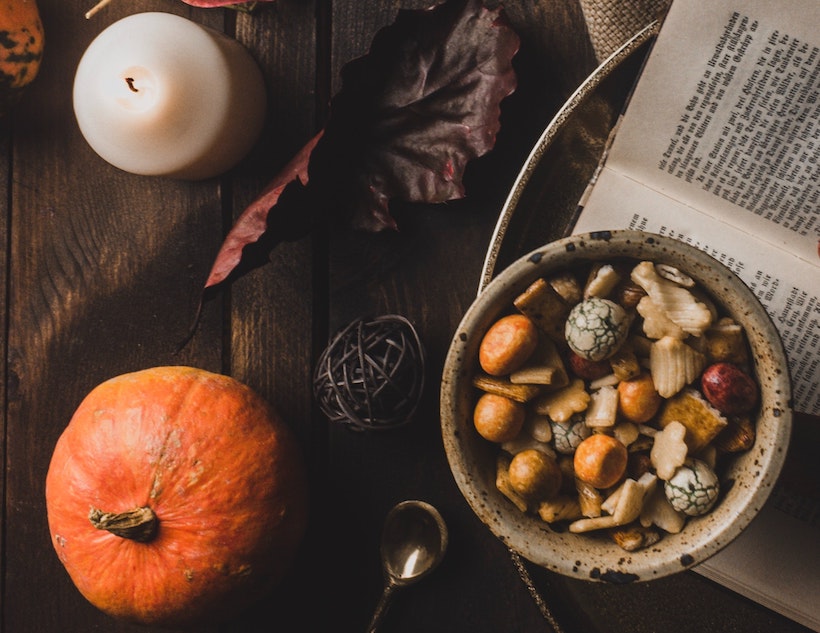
{"left": 366, "top": 582, "right": 398, "bottom": 633}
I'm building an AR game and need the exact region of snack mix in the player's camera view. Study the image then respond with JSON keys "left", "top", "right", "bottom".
{"left": 473, "top": 259, "right": 759, "bottom": 551}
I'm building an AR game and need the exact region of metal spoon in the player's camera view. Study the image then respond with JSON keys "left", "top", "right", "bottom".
{"left": 366, "top": 500, "right": 448, "bottom": 633}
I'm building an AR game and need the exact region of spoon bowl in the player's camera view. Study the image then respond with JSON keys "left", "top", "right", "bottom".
{"left": 367, "top": 500, "right": 448, "bottom": 632}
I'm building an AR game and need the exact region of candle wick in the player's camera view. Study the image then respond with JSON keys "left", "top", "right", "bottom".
{"left": 125, "top": 77, "right": 139, "bottom": 93}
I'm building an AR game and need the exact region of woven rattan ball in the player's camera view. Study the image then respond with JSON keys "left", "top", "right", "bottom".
{"left": 313, "top": 315, "right": 425, "bottom": 431}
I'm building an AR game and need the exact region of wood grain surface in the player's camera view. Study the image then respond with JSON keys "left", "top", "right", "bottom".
{"left": 1, "top": 0, "right": 812, "bottom": 632}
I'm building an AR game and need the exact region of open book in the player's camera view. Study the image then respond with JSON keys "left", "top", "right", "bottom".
{"left": 571, "top": 0, "right": 819, "bottom": 629}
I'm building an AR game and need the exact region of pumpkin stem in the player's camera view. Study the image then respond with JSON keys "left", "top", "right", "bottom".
{"left": 89, "top": 506, "right": 158, "bottom": 543}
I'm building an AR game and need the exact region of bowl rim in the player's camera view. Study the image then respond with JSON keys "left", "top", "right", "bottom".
{"left": 441, "top": 229, "right": 793, "bottom": 582}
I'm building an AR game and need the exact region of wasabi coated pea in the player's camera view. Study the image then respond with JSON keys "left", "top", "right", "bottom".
{"left": 664, "top": 459, "right": 720, "bottom": 516}
{"left": 551, "top": 413, "right": 590, "bottom": 454}
{"left": 565, "top": 297, "right": 629, "bottom": 361}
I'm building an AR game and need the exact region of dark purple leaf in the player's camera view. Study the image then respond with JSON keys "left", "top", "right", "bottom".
{"left": 311, "top": 0, "right": 520, "bottom": 230}
{"left": 201, "top": 0, "right": 519, "bottom": 296}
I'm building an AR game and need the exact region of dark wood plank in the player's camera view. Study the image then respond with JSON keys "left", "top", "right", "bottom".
{"left": 228, "top": 0, "right": 319, "bottom": 448}
{"left": 0, "top": 101, "right": 10, "bottom": 626}
{"left": 4, "top": 1, "right": 226, "bottom": 631}
{"left": 317, "top": 1, "right": 594, "bottom": 630}
{"left": 222, "top": 1, "right": 323, "bottom": 630}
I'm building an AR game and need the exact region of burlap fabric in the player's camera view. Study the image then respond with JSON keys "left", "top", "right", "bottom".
{"left": 580, "top": 0, "right": 671, "bottom": 62}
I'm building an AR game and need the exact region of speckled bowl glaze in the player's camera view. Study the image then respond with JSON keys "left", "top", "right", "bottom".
{"left": 441, "top": 230, "right": 792, "bottom": 583}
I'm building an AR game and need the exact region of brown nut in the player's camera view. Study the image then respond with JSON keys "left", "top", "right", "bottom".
{"left": 609, "top": 344, "right": 641, "bottom": 382}
{"left": 573, "top": 433, "right": 628, "bottom": 489}
{"left": 479, "top": 314, "right": 539, "bottom": 376}
{"left": 700, "top": 362, "right": 758, "bottom": 415}
{"left": 713, "top": 415, "right": 756, "bottom": 452}
{"left": 613, "top": 279, "right": 647, "bottom": 310}
{"left": 568, "top": 352, "right": 611, "bottom": 380}
{"left": 508, "top": 449, "right": 562, "bottom": 500}
{"left": 627, "top": 452, "right": 653, "bottom": 480}
{"left": 617, "top": 372, "right": 663, "bottom": 423}
{"left": 610, "top": 524, "right": 662, "bottom": 552}
{"left": 558, "top": 455, "right": 577, "bottom": 495}
{"left": 473, "top": 393, "right": 525, "bottom": 443}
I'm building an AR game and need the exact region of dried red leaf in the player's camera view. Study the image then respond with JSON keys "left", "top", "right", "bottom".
{"left": 311, "top": 0, "right": 520, "bottom": 231}
{"left": 181, "top": 0, "right": 272, "bottom": 7}
{"left": 84, "top": 0, "right": 269, "bottom": 16}
{"left": 204, "top": 132, "right": 321, "bottom": 291}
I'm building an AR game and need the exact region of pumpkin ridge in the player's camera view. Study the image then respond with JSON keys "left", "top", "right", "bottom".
{"left": 143, "top": 369, "right": 205, "bottom": 503}
{"left": 147, "top": 425, "right": 184, "bottom": 501}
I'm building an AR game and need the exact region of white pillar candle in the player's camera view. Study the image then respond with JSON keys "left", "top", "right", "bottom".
{"left": 73, "top": 12, "right": 267, "bottom": 180}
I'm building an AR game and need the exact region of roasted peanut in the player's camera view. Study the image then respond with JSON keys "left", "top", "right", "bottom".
{"left": 508, "top": 449, "right": 562, "bottom": 500}
{"left": 617, "top": 372, "right": 662, "bottom": 423}
{"left": 573, "top": 433, "right": 628, "bottom": 489}
{"left": 473, "top": 393, "right": 525, "bottom": 443}
{"left": 479, "top": 314, "right": 539, "bottom": 376}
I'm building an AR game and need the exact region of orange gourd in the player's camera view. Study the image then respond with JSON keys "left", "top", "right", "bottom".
{"left": 45, "top": 366, "right": 309, "bottom": 628}
{"left": 0, "top": 0, "right": 44, "bottom": 113}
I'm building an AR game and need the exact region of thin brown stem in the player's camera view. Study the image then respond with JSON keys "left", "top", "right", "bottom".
{"left": 85, "top": 0, "right": 115, "bottom": 19}
{"left": 89, "top": 506, "right": 158, "bottom": 543}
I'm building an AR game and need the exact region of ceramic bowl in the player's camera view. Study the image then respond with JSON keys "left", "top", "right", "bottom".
{"left": 440, "top": 230, "right": 792, "bottom": 582}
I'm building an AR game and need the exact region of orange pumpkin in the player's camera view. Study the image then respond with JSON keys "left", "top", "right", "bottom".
{"left": 45, "top": 366, "right": 309, "bottom": 627}
{"left": 0, "top": 0, "right": 44, "bottom": 113}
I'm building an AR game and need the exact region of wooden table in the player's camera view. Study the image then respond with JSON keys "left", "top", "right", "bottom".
{"left": 3, "top": 0, "right": 814, "bottom": 631}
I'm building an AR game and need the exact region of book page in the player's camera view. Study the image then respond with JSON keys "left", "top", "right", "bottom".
{"left": 574, "top": 174, "right": 820, "bottom": 416}
{"left": 604, "top": 0, "right": 820, "bottom": 264}
{"left": 569, "top": 0, "right": 820, "bottom": 626}
{"left": 695, "top": 497, "right": 820, "bottom": 632}
{"left": 696, "top": 408, "right": 820, "bottom": 632}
